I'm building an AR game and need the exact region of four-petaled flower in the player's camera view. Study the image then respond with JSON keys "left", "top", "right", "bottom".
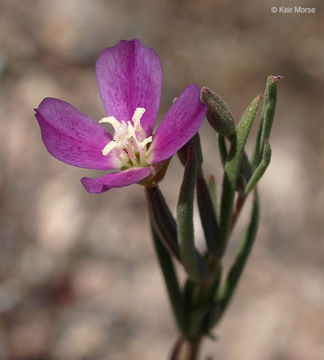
{"left": 35, "top": 39, "right": 207, "bottom": 193}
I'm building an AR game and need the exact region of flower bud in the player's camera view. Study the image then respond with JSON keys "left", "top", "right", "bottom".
{"left": 201, "top": 86, "right": 235, "bottom": 138}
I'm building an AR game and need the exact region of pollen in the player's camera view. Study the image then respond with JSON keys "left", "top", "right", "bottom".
{"left": 99, "top": 108, "right": 152, "bottom": 168}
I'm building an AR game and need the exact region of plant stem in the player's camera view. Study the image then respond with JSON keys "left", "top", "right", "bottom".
{"left": 170, "top": 337, "right": 201, "bottom": 360}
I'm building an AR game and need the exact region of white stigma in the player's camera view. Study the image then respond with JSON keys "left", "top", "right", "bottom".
{"left": 99, "top": 108, "right": 152, "bottom": 168}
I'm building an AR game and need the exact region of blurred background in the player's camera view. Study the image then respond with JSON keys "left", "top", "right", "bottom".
{"left": 1, "top": 0, "right": 324, "bottom": 359}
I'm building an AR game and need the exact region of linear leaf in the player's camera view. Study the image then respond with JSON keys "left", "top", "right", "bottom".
{"left": 245, "top": 140, "right": 271, "bottom": 194}
{"left": 225, "top": 94, "right": 262, "bottom": 188}
{"left": 177, "top": 146, "right": 207, "bottom": 282}
{"left": 151, "top": 222, "right": 187, "bottom": 334}
{"left": 145, "top": 186, "right": 180, "bottom": 260}
{"left": 219, "top": 95, "right": 261, "bottom": 253}
{"left": 251, "top": 75, "right": 279, "bottom": 168}
{"left": 207, "top": 175, "right": 218, "bottom": 219}
{"left": 210, "top": 191, "right": 260, "bottom": 329}
{"left": 218, "top": 135, "right": 227, "bottom": 166}
{"left": 196, "top": 175, "right": 221, "bottom": 257}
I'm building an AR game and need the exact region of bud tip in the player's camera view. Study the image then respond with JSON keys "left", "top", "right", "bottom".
{"left": 271, "top": 75, "right": 283, "bottom": 83}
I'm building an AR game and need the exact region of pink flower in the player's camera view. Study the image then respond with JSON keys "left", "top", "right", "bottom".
{"left": 35, "top": 39, "right": 206, "bottom": 193}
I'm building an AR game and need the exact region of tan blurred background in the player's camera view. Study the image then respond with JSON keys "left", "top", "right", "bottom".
{"left": 1, "top": 0, "right": 324, "bottom": 359}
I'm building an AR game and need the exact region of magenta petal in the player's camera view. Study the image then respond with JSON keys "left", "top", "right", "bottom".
{"left": 96, "top": 39, "right": 162, "bottom": 135}
{"left": 35, "top": 98, "right": 118, "bottom": 170}
{"left": 81, "top": 167, "right": 151, "bottom": 194}
{"left": 150, "top": 84, "right": 207, "bottom": 163}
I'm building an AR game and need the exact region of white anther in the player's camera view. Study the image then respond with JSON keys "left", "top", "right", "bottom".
{"left": 132, "top": 107, "right": 146, "bottom": 132}
{"left": 102, "top": 141, "right": 118, "bottom": 156}
{"left": 99, "top": 107, "right": 152, "bottom": 168}
{"left": 99, "top": 116, "right": 120, "bottom": 131}
{"left": 140, "top": 136, "right": 153, "bottom": 147}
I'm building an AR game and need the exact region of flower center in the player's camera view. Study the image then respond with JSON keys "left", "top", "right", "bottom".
{"left": 99, "top": 108, "right": 152, "bottom": 168}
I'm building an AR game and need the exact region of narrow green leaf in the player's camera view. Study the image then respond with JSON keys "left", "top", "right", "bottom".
{"left": 218, "top": 174, "right": 234, "bottom": 256}
{"left": 219, "top": 95, "right": 262, "bottom": 254}
{"left": 196, "top": 175, "right": 221, "bottom": 257}
{"left": 207, "top": 175, "right": 218, "bottom": 219}
{"left": 206, "top": 264, "right": 223, "bottom": 303}
{"left": 239, "top": 152, "right": 253, "bottom": 185}
{"left": 179, "top": 135, "right": 220, "bottom": 256}
{"left": 182, "top": 279, "right": 196, "bottom": 332}
{"left": 177, "top": 133, "right": 203, "bottom": 171}
{"left": 259, "top": 77, "right": 278, "bottom": 156}
{"left": 192, "top": 133, "right": 203, "bottom": 172}
{"left": 151, "top": 221, "right": 187, "bottom": 334}
{"left": 188, "top": 306, "right": 210, "bottom": 337}
{"left": 211, "top": 192, "right": 260, "bottom": 329}
{"left": 251, "top": 75, "right": 279, "bottom": 168}
{"left": 145, "top": 186, "right": 180, "bottom": 260}
{"left": 177, "top": 143, "right": 188, "bottom": 167}
{"left": 218, "top": 135, "right": 227, "bottom": 166}
{"left": 245, "top": 140, "right": 271, "bottom": 194}
{"left": 177, "top": 146, "right": 207, "bottom": 282}
{"left": 202, "top": 265, "right": 222, "bottom": 332}
{"left": 225, "top": 94, "right": 262, "bottom": 188}
{"left": 188, "top": 263, "right": 223, "bottom": 336}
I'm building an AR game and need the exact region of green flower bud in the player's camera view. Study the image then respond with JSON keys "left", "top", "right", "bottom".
{"left": 201, "top": 86, "right": 235, "bottom": 138}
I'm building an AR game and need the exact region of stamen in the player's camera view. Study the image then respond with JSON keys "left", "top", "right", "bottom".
{"left": 140, "top": 136, "right": 153, "bottom": 147}
{"left": 132, "top": 107, "right": 146, "bottom": 132}
{"left": 100, "top": 107, "right": 152, "bottom": 168}
{"left": 102, "top": 141, "right": 118, "bottom": 156}
{"left": 99, "top": 116, "right": 120, "bottom": 131}
{"left": 127, "top": 122, "right": 137, "bottom": 139}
